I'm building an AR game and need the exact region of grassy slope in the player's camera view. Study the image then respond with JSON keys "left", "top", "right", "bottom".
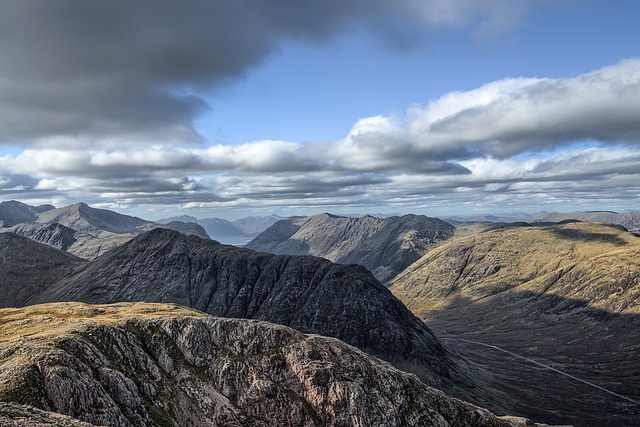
{"left": 391, "top": 222, "right": 640, "bottom": 317}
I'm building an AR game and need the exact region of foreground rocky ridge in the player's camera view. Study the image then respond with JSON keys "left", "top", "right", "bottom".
{"left": 391, "top": 221, "right": 640, "bottom": 426}
{"left": 0, "top": 302, "right": 544, "bottom": 427}
{"left": 246, "top": 213, "right": 454, "bottom": 283}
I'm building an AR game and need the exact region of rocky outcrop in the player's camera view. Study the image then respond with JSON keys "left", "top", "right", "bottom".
{"left": 0, "top": 302, "right": 540, "bottom": 427}
{"left": 0, "top": 402, "right": 98, "bottom": 426}
{"left": 246, "top": 213, "right": 454, "bottom": 283}
{"left": 30, "top": 228, "right": 463, "bottom": 392}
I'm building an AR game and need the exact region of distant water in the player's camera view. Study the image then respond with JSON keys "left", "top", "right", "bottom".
{"left": 214, "top": 236, "right": 253, "bottom": 247}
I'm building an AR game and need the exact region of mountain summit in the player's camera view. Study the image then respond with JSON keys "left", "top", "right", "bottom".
{"left": 246, "top": 213, "right": 454, "bottom": 283}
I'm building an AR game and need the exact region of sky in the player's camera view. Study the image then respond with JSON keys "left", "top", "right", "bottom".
{"left": 1, "top": 0, "right": 639, "bottom": 220}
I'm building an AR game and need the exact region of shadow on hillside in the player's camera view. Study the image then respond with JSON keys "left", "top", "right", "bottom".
{"left": 548, "top": 227, "right": 630, "bottom": 246}
{"left": 421, "top": 290, "right": 640, "bottom": 427}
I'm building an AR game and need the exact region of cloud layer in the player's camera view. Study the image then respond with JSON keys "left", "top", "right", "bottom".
{"left": 2, "top": 58, "right": 640, "bottom": 215}
{"left": 1, "top": 1, "right": 639, "bottom": 217}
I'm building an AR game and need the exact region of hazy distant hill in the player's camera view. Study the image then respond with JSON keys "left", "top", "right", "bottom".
{"left": 443, "top": 212, "right": 536, "bottom": 225}
{"left": 534, "top": 210, "right": 640, "bottom": 231}
{"left": 0, "top": 201, "right": 209, "bottom": 258}
{"left": 159, "top": 214, "right": 281, "bottom": 245}
{"left": 0, "top": 302, "right": 535, "bottom": 427}
{"left": 391, "top": 221, "right": 640, "bottom": 426}
{"left": 246, "top": 213, "right": 454, "bottom": 283}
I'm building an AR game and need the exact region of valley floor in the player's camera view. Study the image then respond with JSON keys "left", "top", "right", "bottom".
{"left": 434, "top": 327, "right": 640, "bottom": 427}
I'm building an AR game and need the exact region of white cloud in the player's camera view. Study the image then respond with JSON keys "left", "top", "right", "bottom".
{"left": 3, "top": 60, "right": 640, "bottom": 215}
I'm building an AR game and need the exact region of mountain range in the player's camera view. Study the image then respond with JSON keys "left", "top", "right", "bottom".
{"left": 245, "top": 213, "right": 454, "bottom": 283}
{"left": 2, "top": 200, "right": 638, "bottom": 425}
{"left": 0, "top": 201, "right": 209, "bottom": 259}
{"left": 390, "top": 221, "right": 640, "bottom": 426}
{"left": 1, "top": 229, "right": 483, "bottom": 400}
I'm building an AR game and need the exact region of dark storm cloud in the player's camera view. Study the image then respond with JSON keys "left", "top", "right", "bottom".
{"left": 0, "top": 0, "right": 531, "bottom": 144}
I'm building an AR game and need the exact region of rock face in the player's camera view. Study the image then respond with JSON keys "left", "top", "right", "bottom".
{"left": 534, "top": 211, "right": 640, "bottom": 232}
{"left": 30, "top": 229, "right": 462, "bottom": 392}
{"left": 390, "top": 221, "right": 640, "bottom": 426}
{"left": 0, "top": 402, "right": 98, "bottom": 427}
{"left": 246, "top": 213, "right": 454, "bottom": 283}
{"left": 1, "top": 222, "right": 77, "bottom": 251}
{"left": 0, "top": 302, "right": 535, "bottom": 427}
{"left": 0, "top": 233, "right": 84, "bottom": 308}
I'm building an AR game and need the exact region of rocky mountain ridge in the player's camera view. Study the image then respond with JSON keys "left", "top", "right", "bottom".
{"left": 0, "top": 201, "right": 209, "bottom": 259}
{"left": 0, "top": 201, "right": 54, "bottom": 227}
{"left": 0, "top": 302, "right": 552, "bottom": 427}
{"left": 246, "top": 213, "right": 455, "bottom": 283}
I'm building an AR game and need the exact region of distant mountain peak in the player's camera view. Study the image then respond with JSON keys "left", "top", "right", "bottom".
{"left": 246, "top": 213, "right": 454, "bottom": 283}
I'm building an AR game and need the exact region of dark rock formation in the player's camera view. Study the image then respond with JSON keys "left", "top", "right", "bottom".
{"left": 0, "top": 302, "right": 543, "bottom": 427}
{"left": 246, "top": 213, "right": 454, "bottom": 283}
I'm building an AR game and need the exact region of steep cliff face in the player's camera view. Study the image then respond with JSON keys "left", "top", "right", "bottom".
{"left": 31, "top": 229, "right": 460, "bottom": 391}
{"left": 246, "top": 213, "right": 454, "bottom": 283}
{"left": 0, "top": 302, "right": 539, "bottom": 427}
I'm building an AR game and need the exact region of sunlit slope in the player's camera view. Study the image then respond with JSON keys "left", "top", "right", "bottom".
{"left": 391, "top": 221, "right": 640, "bottom": 317}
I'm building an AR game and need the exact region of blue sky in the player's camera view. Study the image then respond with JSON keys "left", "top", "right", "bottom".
{"left": 201, "top": 0, "right": 639, "bottom": 144}
{"left": 1, "top": 0, "right": 639, "bottom": 220}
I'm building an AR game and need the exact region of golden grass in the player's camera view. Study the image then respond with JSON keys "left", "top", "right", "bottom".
{"left": 391, "top": 222, "right": 640, "bottom": 317}
{"left": 0, "top": 302, "right": 208, "bottom": 344}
